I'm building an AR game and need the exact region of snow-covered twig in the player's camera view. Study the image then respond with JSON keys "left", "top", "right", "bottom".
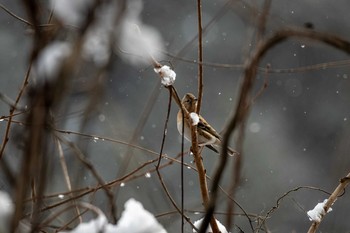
{"left": 190, "top": 112, "right": 200, "bottom": 126}
{"left": 154, "top": 65, "right": 176, "bottom": 87}
{"left": 193, "top": 218, "right": 227, "bottom": 233}
{"left": 307, "top": 199, "right": 332, "bottom": 223}
{"left": 307, "top": 172, "right": 350, "bottom": 233}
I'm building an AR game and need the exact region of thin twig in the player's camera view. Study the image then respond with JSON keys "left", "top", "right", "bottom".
{"left": 0, "top": 65, "right": 31, "bottom": 159}
{"left": 55, "top": 138, "right": 82, "bottom": 223}
{"left": 256, "top": 186, "right": 332, "bottom": 232}
{"left": 155, "top": 169, "right": 197, "bottom": 231}
{"left": 181, "top": 99, "right": 185, "bottom": 233}
{"left": 40, "top": 202, "right": 104, "bottom": 231}
{"left": 156, "top": 88, "right": 172, "bottom": 168}
{"left": 255, "top": 0, "right": 271, "bottom": 42}
{"left": 55, "top": 129, "right": 159, "bottom": 156}
{"left": 190, "top": 122, "right": 219, "bottom": 233}
{"left": 252, "top": 63, "right": 270, "bottom": 103}
{"left": 0, "top": 3, "right": 32, "bottom": 25}
{"left": 196, "top": 0, "right": 204, "bottom": 114}
{"left": 57, "top": 134, "right": 118, "bottom": 222}
{"left": 164, "top": 51, "right": 350, "bottom": 74}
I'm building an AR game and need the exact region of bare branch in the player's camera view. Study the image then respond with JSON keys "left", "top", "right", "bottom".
{"left": 199, "top": 26, "right": 350, "bottom": 233}
{"left": 307, "top": 172, "right": 350, "bottom": 233}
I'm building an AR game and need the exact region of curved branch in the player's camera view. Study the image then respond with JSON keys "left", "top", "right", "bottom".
{"left": 199, "top": 27, "right": 350, "bottom": 233}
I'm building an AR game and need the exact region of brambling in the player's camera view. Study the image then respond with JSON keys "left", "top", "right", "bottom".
{"left": 177, "top": 93, "right": 237, "bottom": 156}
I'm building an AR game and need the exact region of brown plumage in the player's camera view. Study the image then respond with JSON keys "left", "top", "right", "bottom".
{"left": 177, "top": 93, "right": 237, "bottom": 156}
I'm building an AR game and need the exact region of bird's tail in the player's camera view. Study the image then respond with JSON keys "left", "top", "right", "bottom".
{"left": 206, "top": 144, "right": 238, "bottom": 156}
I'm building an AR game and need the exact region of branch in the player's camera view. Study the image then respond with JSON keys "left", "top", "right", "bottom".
{"left": 307, "top": 172, "right": 350, "bottom": 233}
{"left": 199, "top": 27, "right": 350, "bottom": 233}
{"left": 0, "top": 65, "right": 31, "bottom": 159}
{"left": 196, "top": 0, "right": 203, "bottom": 114}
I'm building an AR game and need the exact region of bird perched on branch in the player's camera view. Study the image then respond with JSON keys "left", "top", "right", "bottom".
{"left": 177, "top": 93, "right": 237, "bottom": 156}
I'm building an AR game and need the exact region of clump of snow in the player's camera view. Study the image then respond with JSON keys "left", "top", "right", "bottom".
{"left": 193, "top": 218, "right": 228, "bottom": 233}
{"left": 60, "top": 198, "right": 167, "bottom": 233}
{"left": 81, "top": 2, "right": 117, "bottom": 67}
{"left": 112, "top": 198, "right": 167, "bottom": 233}
{"left": 51, "top": 0, "right": 164, "bottom": 67}
{"left": 154, "top": 65, "right": 176, "bottom": 86}
{"left": 0, "top": 191, "right": 14, "bottom": 233}
{"left": 307, "top": 199, "right": 332, "bottom": 223}
{"left": 83, "top": 29, "right": 110, "bottom": 66}
{"left": 60, "top": 214, "right": 108, "bottom": 233}
{"left": 51, "top": 0, "right": 94, "bottom": 26}
{"left": 190, "top": 112, "right": 200, "bottom": 126}
{"left": 117, "top": 0, "right": 164, "bottom": 66}
{"left": 36, "top": 41, "right": 71, "bottom": 80}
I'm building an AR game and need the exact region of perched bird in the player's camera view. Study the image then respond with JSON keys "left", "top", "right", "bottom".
{"left": 177, "top": 93, "right": 237, "bottom": 156}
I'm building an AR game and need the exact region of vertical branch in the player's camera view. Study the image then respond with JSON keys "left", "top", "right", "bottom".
{"left": 163, "top": 86, "right": 219, "bottom": 232}
{"left": 225, "top": 122, "right": 244, "bottom": 229}
{"left": 181, "top": 106, "right": 185, "bottom": 233}
{"left": 55, "top": 138, "right": 82, "bottom": 223}
{"left": 255, "top": 0, "right": 271, "bottom": 42}
{"left": 195, "top": 1, "right": 218, "bottom": 231}
{"left": 155, "top": 87, "right": 198, "bottom": 232}
{"left": 196, "top": 0, "right": 203, "bottom": 114}
{"left": 226, "top": 2, "right": 271, "bottom": 230}
{"left": 0, "top": 65, "right": 31, "bottom": 159}
{"left": 156, "top": 88, "right": 173, "bottom": 169}
{"left": 190, "top": 123, "right": 220, "bottom": 233}
{"left": 11, "top": 85, "right": 52, "bottom": 232}
{"left": 190, "top": 127, "right": 208, "bottom": 204}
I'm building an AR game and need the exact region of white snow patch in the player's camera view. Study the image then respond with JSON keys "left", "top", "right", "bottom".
{"left": 190, "top": 112, "right": 200, "bottom": 126}
{"left": 83, "top": 29, "right": 111, "bottom": 66}
{"left": 60, "top": 198, "right": 167, "bottom": 233}
{"left": 154, "top": 65, "right": 176, "bottom": 86}
{"left": 36, "top": 41, "right": 71, "bottom": 80}
{"left": 51, "top": 0, "right": 164, "bottom": 67}
{"left": 81, "top": 2, "right": 117, "bottom": 66}
{"left": 307, "top": 199, "right": 332, "bottom": 223}
{"left": 112, "top": 198, "right": 167, "bottom": 233}
{"left": 0, "top": 191, "right": 14, "bottom": 233}
{"left": 51, "top": 0, "right": 94, "bottom": 26}
{"left": 193, "top": 218, "right": 228, "bottom": 233}
{"left": 60, "top": 214, "right": 108, "bottom": 233}
{"left": 117, "top": 0, "right": 164, "bottom": 66}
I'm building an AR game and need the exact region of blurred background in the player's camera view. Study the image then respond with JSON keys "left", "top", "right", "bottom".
{"left": 0, "top": 0, "right": 350, "bottom": 232}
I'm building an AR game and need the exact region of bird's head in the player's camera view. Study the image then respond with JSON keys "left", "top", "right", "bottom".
{"left": 181, "top": 93, "right": 197, "bottom": 112}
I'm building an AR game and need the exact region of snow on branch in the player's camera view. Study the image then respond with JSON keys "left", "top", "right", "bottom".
{"left": 193, "top": 218, "right": 228, "bottom": 233}
{"left": 154, "top": 65, "right": 176, "bottom": 86}
{"left": 190, "top": 112, "right": 200, "bottom": 126}
{"left": 307, "top": 199, "right": 332, "bottom": 223}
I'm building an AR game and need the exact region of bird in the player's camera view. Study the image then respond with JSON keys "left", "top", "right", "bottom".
{"left": 177, "top": 93, "right": 237, "bottom": 156}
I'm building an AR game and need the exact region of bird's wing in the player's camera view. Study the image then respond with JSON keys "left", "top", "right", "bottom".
{"left": 205, "top": 144, "right": 219, "bottom": 154}
{"left": 197, "top": 116, "right": 221, "bottom": 139}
